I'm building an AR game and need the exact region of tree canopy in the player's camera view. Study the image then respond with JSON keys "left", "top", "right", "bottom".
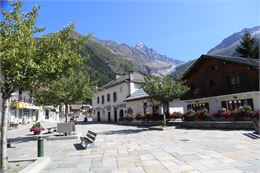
{"left": 0, "top": 0, "right": 89, "bottom": 170}
{"left": 143, "top": 75, "right": 189, "bottom": 126}
{"left": 235, "top": 32, "right": 259, "bottom": 59}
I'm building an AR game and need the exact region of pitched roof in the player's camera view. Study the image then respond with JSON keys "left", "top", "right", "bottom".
{"left": 102, "top": 72, "right": 145, "bottom": 89}
{"left": 124, "top": 88, "right": 149, "bottom": 101}
{"left": 181, "top": 54, "right": 260, "bottom": 80}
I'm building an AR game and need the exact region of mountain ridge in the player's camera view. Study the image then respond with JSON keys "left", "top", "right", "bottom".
{"left": 173, "top": 26, "right": 260, "bottom": 80}
{"left": 207, "top": 26, "right": 260, "bottom": 56}
{"left": 91, "top": 37, "right": 184, "bottom": 76}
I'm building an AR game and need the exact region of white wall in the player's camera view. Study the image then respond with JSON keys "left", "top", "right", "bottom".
{"left": 183, "top": 91, "right": 260, "bottom": 113}
{"left": 169, "top": 99, "right": 185, "bottom": 114}
{"left": 127, "top": 99, "right": 146, "bottom": 115}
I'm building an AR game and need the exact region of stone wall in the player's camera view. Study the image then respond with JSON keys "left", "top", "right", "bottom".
{"left": 180, "top": 121, "right": 254, "bottom": 130}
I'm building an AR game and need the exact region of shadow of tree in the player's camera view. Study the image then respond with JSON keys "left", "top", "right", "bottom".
{"left": 8, "top": 136, "right": 38, "bottom": 144}
{"left": 100, "top": 128, "right": 148, "bottom": 135}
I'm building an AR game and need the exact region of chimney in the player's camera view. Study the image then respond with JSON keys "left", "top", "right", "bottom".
{"left": 128, "top": 71, "right": 134, "bottom": 81}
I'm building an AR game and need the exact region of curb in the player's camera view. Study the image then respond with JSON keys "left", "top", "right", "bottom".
{"left": 149, "top": 126, "right": 176, "bottom": 131}
{"left": 9, "top": 157, "right": 51, "bottom": 173}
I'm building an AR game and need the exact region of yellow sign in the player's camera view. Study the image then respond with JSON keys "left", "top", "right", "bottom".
{"left": 10, "top": 102, "right": 26, "bottom": 109}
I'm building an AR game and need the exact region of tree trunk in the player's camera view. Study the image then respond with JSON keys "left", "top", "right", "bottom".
{"left": 1, "top": 98, "right": 8, "bottom": 170}
{"left": 161, "top": 104, "right": 166, "bottom": 127}
{"left": 65, "top": 104, "right": 68, "bottom": 123}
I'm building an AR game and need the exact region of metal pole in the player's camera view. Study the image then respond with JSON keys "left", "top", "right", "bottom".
{"left": 37, "top": 137, "right": 44, "bottom": 157}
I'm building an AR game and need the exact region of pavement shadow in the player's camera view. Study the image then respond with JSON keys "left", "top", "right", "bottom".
{"left": 8, "top": 136, "right": 38, "bottom": 144}
{"left": 100, "top": 128, "right": 148, "bottom": 135}
{"left": 243, "top": 132, "right": 260, "bottom": 139}
{"left": 73, "top": 143, "right": 86, "bottom": 150}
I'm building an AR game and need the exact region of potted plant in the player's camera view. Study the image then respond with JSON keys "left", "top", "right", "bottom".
{"left": 183, "top": 109, "right": 196, "bottom": 121}
{"left": 30, "top": 122, "right": 44, "bottom": 135}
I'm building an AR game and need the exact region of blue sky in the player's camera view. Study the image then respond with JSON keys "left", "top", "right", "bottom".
{"left": 1, "top": 0, "right": 260, "bottom": 62}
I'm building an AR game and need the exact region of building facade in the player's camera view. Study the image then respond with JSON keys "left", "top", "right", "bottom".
{"left": 180, "top": 54, "right": 260, "bottom": 113}
{"left": 92, "top": 72, "right": 145, "bottom": 122}
{"left": 8, "top": 90, "right": 59, "bottom": 124}
{"left": 8, "top": 91, "right": 40, "bottom": 124}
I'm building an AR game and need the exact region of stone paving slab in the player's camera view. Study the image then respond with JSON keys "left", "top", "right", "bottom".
{"left": 7, "top": 122, "right": 260, "bottom": 173}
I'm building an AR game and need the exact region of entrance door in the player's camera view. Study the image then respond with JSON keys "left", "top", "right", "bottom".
{"left": 119, "top": 110, "right": 124, "bottom": 120}
{"left": 114, "top": 108, "right": 117, "bottom": 122}
{"left": 108, "top": 112, "right": 111, "bottom": 122}
{"left": 97, "top": 111, "right": 101, "bottom": 122}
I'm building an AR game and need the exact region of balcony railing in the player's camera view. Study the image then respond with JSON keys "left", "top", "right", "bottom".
{"left": 10, "top": 96, "right": 36, "bottom": 104}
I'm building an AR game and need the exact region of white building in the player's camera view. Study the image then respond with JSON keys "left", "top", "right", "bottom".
{"left": 124, "top": 88, "right": 164, "bottom": 116}
{"left": 8, "top": 90, "right": 59, "bottom": 124}
{"left": 92, "top": 72, "right": 146, "bottom": 122}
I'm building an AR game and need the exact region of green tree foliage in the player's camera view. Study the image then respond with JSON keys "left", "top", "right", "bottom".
{"left": 235, "top": 32, "right": 259, "bottom": 59}
{"left": 36, "top": 67, "right": 95, "bottom": 122}
{"left": 0, "top": 1, "right": 88, "bottom": 170}
{"left": 143, "top": 75, "right": 189, "bottom": 126}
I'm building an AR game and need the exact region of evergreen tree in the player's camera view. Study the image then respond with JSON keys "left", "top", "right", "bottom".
{"left": 235, "top": 32, "right": 259, "bottom": 59}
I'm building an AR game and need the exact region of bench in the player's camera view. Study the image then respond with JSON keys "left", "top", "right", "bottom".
{"left": 80, "top": 130, "right": 97, "bottom": 149}
{"left": 9, "top": 123, "right": 18, "bottom": 128}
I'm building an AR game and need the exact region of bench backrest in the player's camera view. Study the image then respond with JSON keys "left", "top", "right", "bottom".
{"left": 88, "top": 130, "right": 97, "bottom": 137}
{"left": 86, "top": 133, "right": 95, "bottom": 141}
{"left": 87, "top": 130, "right": 97, "bottom": 141}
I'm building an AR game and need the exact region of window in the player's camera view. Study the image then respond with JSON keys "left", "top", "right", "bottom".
{"left": 209, "top": 79, "right": 216, "bottom": 87}
{"left": 211, "top": 64, "right": 219, "bottom": 70}
{"left": 107, "top": 94, "right": 110, "bottom": 102}
{"left": 143, "top": 103, "right": 147, "bottom": 115}
{"left": 228, "top": 76, "right": 240, "bottom": 85}
{"left": 187, "top": 103, "right": 209, "bottom": 112}
{"left": 190, "top": 83, "right": 199, "bottom": 95}
{"left": 194, "top": 88, "right": 199, "bottom": 95}
{"left": 102, "top": 95, "right": 104, "bottom": 104}
{"left": 97, "top": 97, "right": 100, "bottom": 104}
{"left": 152, "top": 106, "right": 159, "bottom": 114}
{"left": 127, "top": 107, "right": 133, "bottom": 115}
{"left": 113, "top": 92, "right": 117, "bottom": 102}
{"left": 221, "top": 98, "right": 254, "bottom": 111}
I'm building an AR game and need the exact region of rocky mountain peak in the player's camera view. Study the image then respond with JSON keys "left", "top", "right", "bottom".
{"left": 135, "top": 42, "right": 146, "bottom": 49}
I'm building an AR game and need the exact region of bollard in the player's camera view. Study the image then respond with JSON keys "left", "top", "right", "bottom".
{"left": 7, "top": 139, "right": 11, "bottom": 148}
{"left": 37, "top": 137, "right": 44, "bottom": 157}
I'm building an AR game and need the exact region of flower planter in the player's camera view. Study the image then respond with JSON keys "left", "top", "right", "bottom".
{"left": 30, "top": 127, "right": 45, "bottom": 135}
{"left": 33, "top": 130, "right": 41, "bottom": 135}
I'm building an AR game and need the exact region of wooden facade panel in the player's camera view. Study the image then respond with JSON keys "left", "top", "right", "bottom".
{"left": 182, "top": 57, "right": 259, "bottom": 100}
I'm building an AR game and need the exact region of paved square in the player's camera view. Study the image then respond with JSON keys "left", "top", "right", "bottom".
{"left": 7, "top": 122, "right": 260, "bottom": 173}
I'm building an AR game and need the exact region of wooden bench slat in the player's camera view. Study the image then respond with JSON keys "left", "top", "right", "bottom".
{"left": 80, "top": 137, "right": 92, "bottom": 144}
{"left": 86, "top": 134, "right": 95, "bottom": 141}
{"left": 88, "top": 130, "right": 97, "bottom": 137}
